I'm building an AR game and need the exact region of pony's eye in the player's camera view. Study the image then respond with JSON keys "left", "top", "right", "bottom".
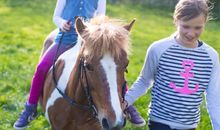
{"left": 85, "top": 64, "right": 94, "bottom": 71}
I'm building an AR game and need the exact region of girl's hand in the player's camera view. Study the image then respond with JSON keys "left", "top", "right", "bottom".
{"left": 61, "top": 21, "right": 72, "bottom": 32}
{"left": 122, "top": 100, "right": 130, "bottom": 119}
{"left": 122, "top": 100, "right": 128, "bottom": 111}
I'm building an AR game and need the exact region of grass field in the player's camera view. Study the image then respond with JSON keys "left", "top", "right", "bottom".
{"left": 0, "top": 0, "right": 219, "bottom": 130}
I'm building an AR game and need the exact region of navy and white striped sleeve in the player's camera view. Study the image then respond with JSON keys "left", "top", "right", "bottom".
{"left": 125, "top": 44, "right": 157, "bottom": 106}
{"left": 206, "top": 50, "right": 220, "bottom": 130}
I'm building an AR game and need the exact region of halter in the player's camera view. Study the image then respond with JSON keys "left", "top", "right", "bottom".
{"left": 79, "top": 57, "right": 98, "bottom": 117}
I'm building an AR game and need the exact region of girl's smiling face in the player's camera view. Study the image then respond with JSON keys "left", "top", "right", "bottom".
{"left": 175, "top": 14, "right": 206, "bottom": 48}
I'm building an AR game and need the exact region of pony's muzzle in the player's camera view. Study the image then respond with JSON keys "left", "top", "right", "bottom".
{"left": 101, "top": 117, "right": 125, "bottom": 130}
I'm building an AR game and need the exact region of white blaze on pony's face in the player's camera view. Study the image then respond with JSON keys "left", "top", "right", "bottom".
{"left": 75, "top": 16, "right": 135, "bottom": 129}
{"left": 100, "top": 53, "right": 123, "bottom": 124}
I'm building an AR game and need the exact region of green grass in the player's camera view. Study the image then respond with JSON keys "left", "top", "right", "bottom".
{"left": 0, "top": 0, "right": 219, "bottom": 130}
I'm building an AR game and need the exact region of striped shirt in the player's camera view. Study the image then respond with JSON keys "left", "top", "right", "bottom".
{"left": 125, "top": 36, "right": 220, "bottom": 129}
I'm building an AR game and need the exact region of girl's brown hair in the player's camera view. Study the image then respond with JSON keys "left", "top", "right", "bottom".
{"left": 173, "top": 0, "right": 213, "bottom": 23}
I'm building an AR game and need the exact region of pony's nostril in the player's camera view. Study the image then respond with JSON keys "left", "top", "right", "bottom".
{"left": 102, "top": 118, "right": 109, "bottom": 130}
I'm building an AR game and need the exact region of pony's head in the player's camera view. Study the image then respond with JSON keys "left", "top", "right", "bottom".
{"left": 75, "top": 16, "right": 135, "bottom": 130}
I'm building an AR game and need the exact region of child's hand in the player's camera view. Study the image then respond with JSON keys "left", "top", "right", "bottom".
{"left": 122, "top": 100, "right": 130, "bottom": 120}
{"left": 122, "top": 100, "right": 128, "bottom": 111}
{"left": 61, "top": 21, "right": 72, "bottom": 32}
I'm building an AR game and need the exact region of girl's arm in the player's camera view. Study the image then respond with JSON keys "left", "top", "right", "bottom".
{"left": 95, "top": 0, "right": 106, "bottom": 16}
{"left": 125, "top": 44, "right": 157, "bottom": 106}
{"left": 206, "top": 53, "right": 220, "bottom": 130}
{"left": 53, "top": 0, "right": 67, "bottom": 29}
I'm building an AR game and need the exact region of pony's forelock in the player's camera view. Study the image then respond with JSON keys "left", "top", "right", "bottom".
{"left": 80, "top": 16, "right": 131, "bottom": 60}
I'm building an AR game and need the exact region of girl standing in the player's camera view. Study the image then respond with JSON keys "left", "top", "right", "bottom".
{"left": 125, "top": 0, "right": 220, "bottom": 129}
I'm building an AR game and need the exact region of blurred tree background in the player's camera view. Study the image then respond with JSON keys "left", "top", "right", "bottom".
{"left": 108, "top": 0, "right": 220, "bottom": 20}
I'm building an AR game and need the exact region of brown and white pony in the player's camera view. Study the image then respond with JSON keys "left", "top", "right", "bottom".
{"left": 41, "top": 16, "right": 135, "bottom": 130}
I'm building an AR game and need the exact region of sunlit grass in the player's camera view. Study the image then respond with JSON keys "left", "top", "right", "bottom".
{"left": 0, "top": 0, "right": 219, "bottom": 130}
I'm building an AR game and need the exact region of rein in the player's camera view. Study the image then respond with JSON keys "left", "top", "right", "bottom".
{"left": 52, "top": 60, "right": 98, "bottom": 117}
{"left": 80, "top": 57, "right": 98, "bottom": 117}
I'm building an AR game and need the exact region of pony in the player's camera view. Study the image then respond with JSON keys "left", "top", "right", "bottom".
{"left": 40, "top": 16, "right": 135, "bottom": 130}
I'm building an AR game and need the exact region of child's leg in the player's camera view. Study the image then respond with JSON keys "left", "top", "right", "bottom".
{"left": 40, "top": 28, "right": 58, "bottom": 58}
{"left": 14, "top": 43, "right": 73, "bottom": 129}
{"left": 124, "top": 84, "right": 146, "bottom": 127}
{"left": 28, "top": 43, "right": 73, "bottom": 104}
{"left": 148, "top": 121, "right": 196, "bottom": 130}
{"left": 148, "top": 121, "right": 172, "bottom": 130}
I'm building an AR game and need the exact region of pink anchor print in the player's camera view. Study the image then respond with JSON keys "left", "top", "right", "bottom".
{"left": 170, "top": 60, "right": 199, "bottom": 95}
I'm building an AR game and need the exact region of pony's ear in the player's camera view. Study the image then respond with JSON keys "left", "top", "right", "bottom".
{"left": 75, "top": 17, "right": 87, "bottom": 36}
{"left": 123, "top": 19, "right": 136, "bottom": 32}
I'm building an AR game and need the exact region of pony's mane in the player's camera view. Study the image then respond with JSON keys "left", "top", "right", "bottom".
{"left": 81, "top": 16, "right": 131, "bottom": 60}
